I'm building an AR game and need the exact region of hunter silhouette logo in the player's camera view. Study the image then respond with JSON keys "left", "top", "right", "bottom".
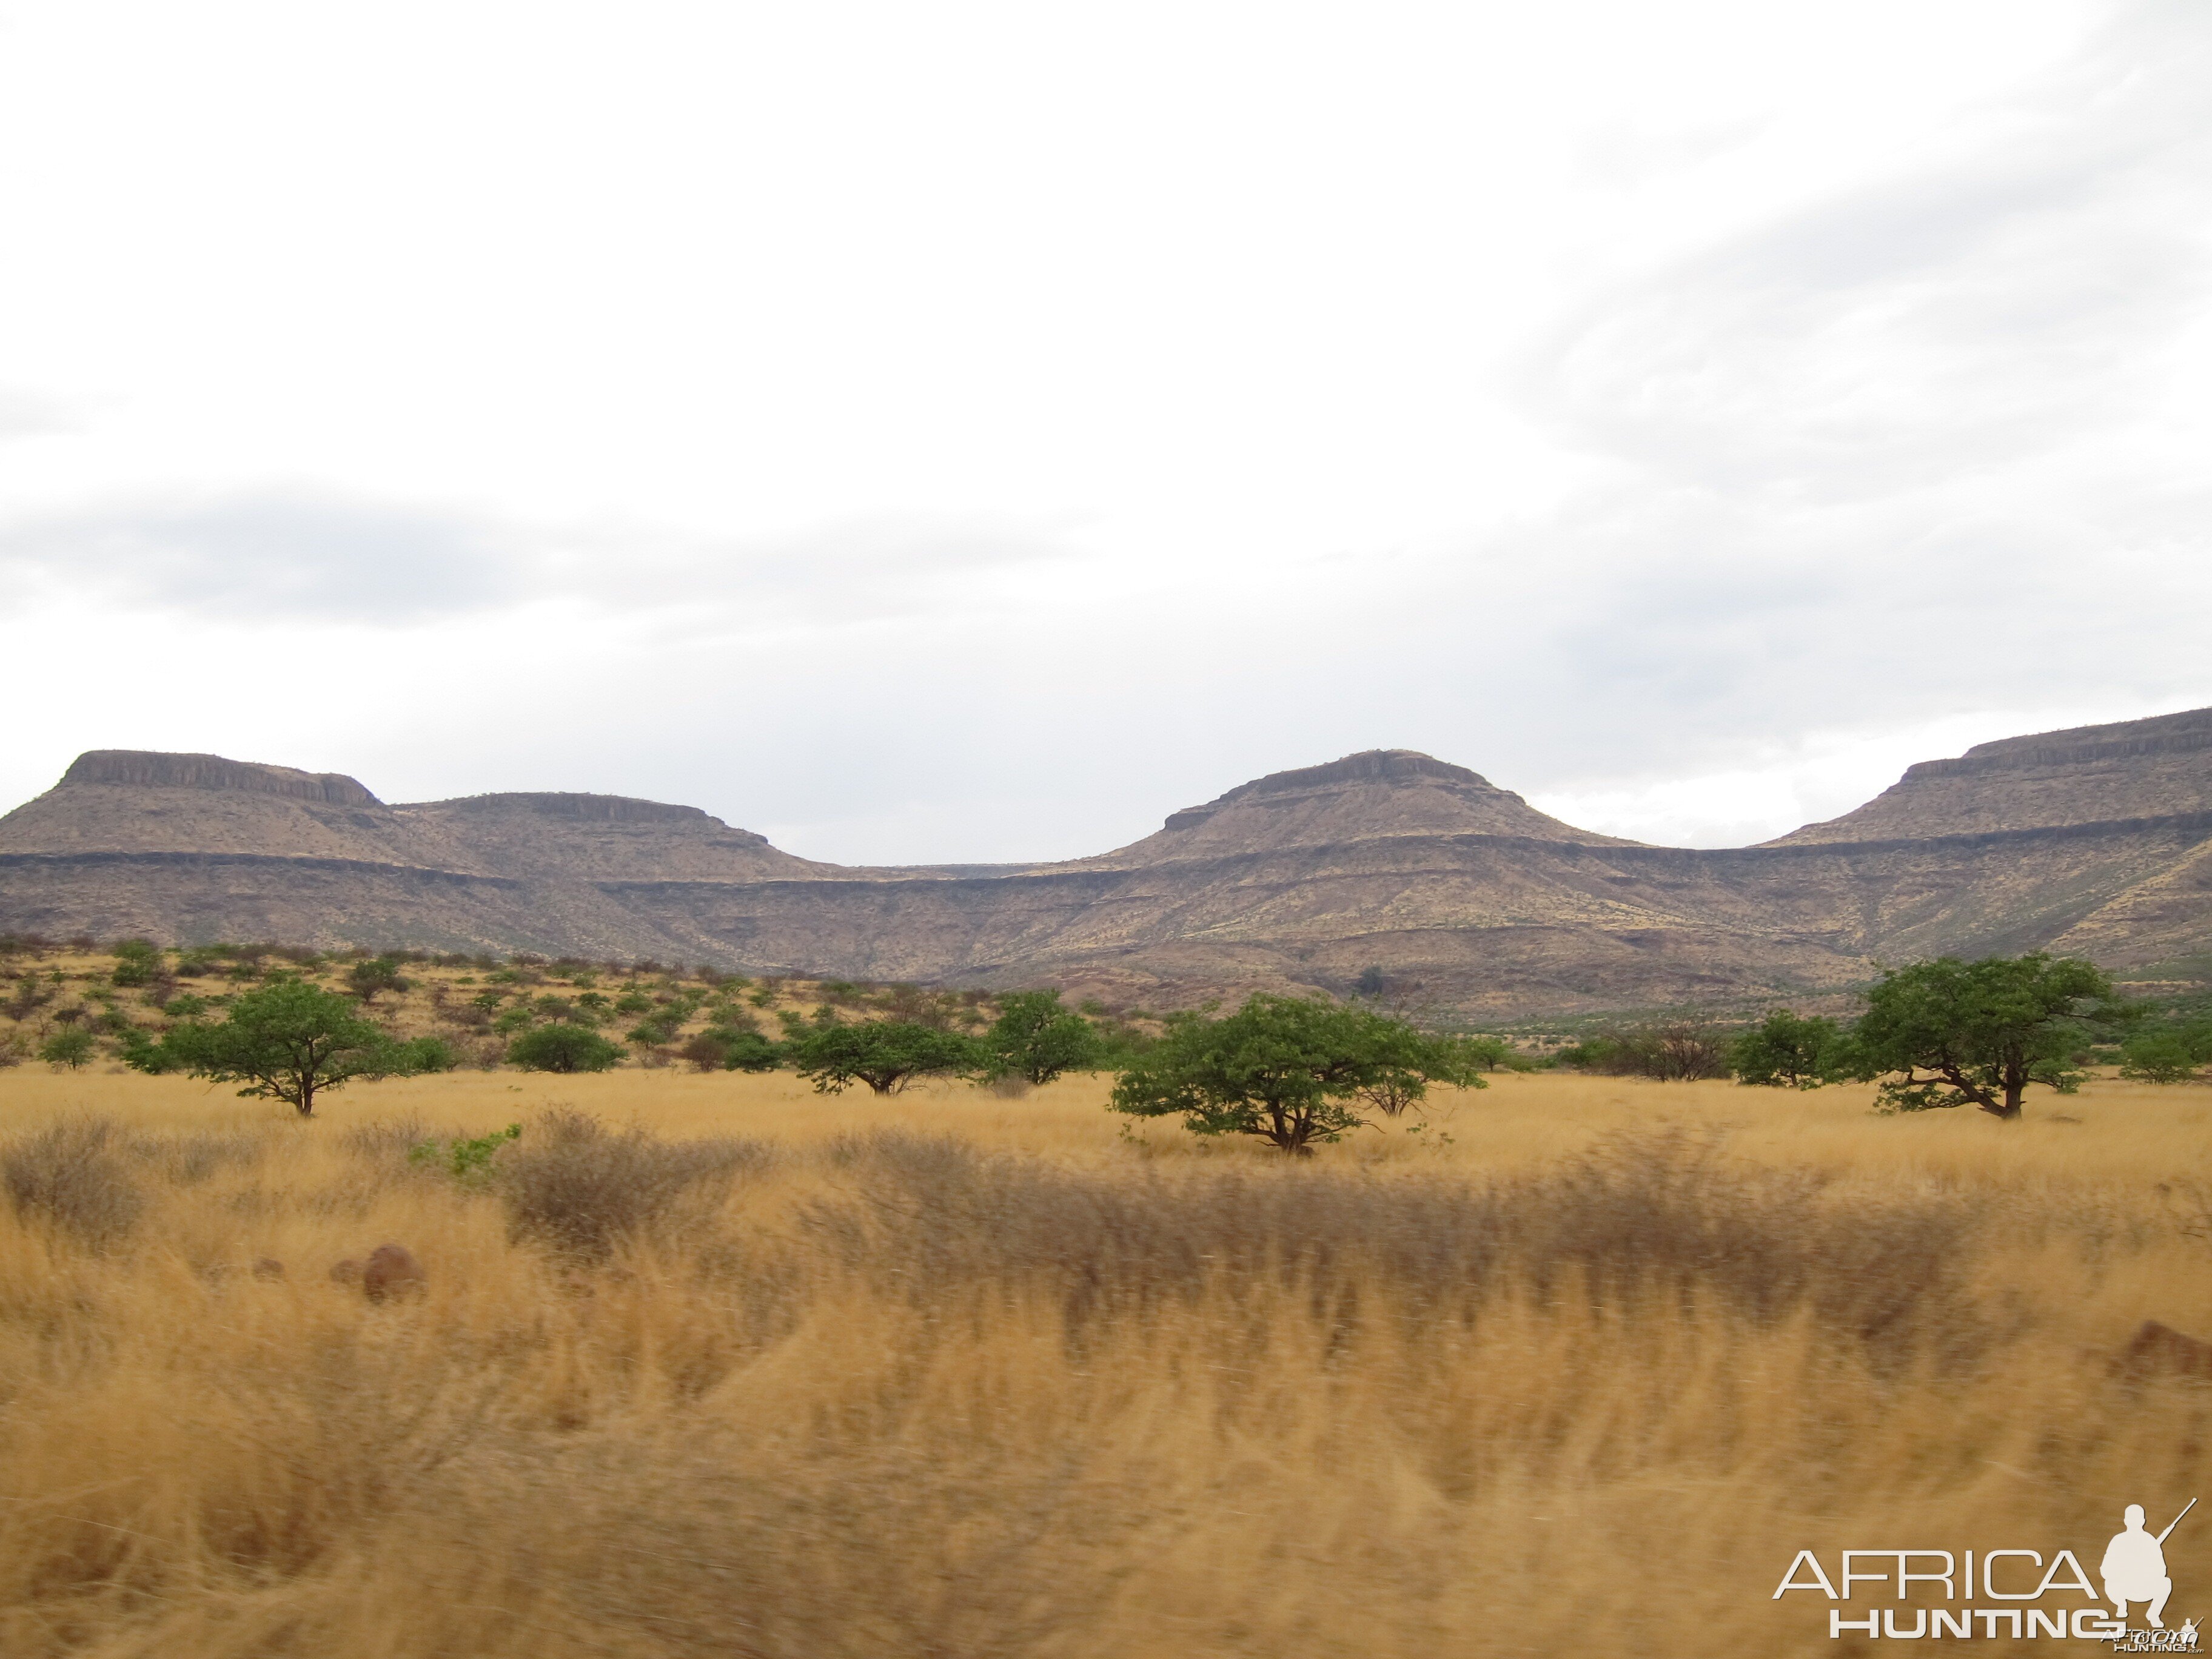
{"left": 2105, "top": 1501, "right": 2190, "bottom": 1629}
{"left": 1774, "top": 1500, "right": 2198, "bottom": 1645}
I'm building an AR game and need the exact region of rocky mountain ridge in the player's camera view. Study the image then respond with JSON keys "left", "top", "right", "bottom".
{"left": 6, "top": 710, "right": 2211, "bottom": 1017}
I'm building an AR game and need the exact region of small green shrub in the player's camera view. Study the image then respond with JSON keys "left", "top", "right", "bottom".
{"left": 508, "top": 1024, "right": 625, "bottom": 1073}
{"left": 109, "top": 940, "right": 164, "bottom": 988}
{"left": 2118, "top": 1025, "right": 2212, "bottom": 1084}
{"left": 346, "top": 957, "right": 410, "bottom": 1003}
{"left": 678, "top": 1032, "right": 731, "bottom": 1071}
{"left": 39, "top": 1029, "right": 98, "bottom": 1070}
{"left": 410, "top": 1122, "right": 522, "bottom": 1182}
{"left": 381, "top": 1035, "right": 460, "bottom": 1074}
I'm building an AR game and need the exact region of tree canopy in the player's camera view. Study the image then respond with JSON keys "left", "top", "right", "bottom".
{"left": 39, "top": 1028, "right": 96, "bottom": 1070}
{"left": 1109, "top": 994, "right": 1482, "bottom": 1153}
{"left": 346, "top": 956, "right": 410, "bottom": 1004}
{"left": 1556, "top": 1022, "right": 1729, "bottom": 1082}
{"left": 133, "top": 977, "right": 420, "bottom": 1115}
{"left": 788, "top": 1018, "right": 980, "bottom": 1095}
{"left": 2117, "top": 1019, "right": 2212, "bottom": 1084}
{"left": 1851, "top": 953, "right": 2123, "bottom": 1119}
{"left": 980, "top": 990, "right": 1102, "bottom": 1085}
{"left": 1726, "top": 1010, "right": 1853, "bottom": 1089}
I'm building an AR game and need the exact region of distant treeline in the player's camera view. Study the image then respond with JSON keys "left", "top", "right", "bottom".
{"left": 1554, "top": 954, "right": 2210, "bottom": 1103}
{"left": 7, "top": 935, "right": 2205, "bottom": 1119}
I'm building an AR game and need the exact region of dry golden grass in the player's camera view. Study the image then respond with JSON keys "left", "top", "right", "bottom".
{"left": 3, "top": 1067, "right": 2211, "bottom": 1657}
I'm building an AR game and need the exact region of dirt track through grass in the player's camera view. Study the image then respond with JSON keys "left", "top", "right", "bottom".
{"left": 2, "top": 1068, "right": 2210, "bottom": 1656}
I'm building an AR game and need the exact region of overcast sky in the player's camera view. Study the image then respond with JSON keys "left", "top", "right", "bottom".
{"left": 2, "top": 0, "right": 2207, "bottom": 862}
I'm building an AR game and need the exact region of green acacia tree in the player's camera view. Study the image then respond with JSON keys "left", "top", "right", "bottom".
{"left": 136, "top": 978, "right": 411, "bottom": 1115}
{"left": 695, "top": 1023, "right": 781, "bottom": 1072}
{"left": 2117, "top": 1021, "right": 2212, "bottom": 1084}
{"left": 346, "top": 956, "right": 410, "bottom": 1004}
{"left": 981, "top": 990, "right": 1102, "bottom": 1085}
{"left": 1852, "top": 953, "right": 2126, "bottom": 1121}
{"left": 1110, "top": 994, "right": 1482, "bottom": 1154}
{"left": 39, "top": 1028, "right": 98, "bottom": 1070}
{"left": 787, "top": 1017, "right": 980, "bottom": 1095}
{"left": 1728, "top": 1010, "right": 1852, "bottom": 1088}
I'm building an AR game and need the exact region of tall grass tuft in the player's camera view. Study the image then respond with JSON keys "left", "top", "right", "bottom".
{"left": 1, "top": 1116, "right": 144, "bottom": 1245}
{"left": 500, "top": 1107, "right": 775, "bottom": 1259}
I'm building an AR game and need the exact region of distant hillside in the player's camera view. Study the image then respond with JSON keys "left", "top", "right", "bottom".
{"left": 7, "top": 711, "right": 2212, "bottom": 1017}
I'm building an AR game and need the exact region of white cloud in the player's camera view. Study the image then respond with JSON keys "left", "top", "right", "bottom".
{"left": 0, "top": 491, "right": 522, "bottom": 620}
{"left": 0, "top": 0, "right": 2205, "bottom": 862}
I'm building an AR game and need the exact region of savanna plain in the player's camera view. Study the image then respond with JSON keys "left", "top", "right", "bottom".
{"left": 3, "top": 1065, "right": 2209, "bottom": 1657}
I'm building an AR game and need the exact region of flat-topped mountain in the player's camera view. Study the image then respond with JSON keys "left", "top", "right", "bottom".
{"left": 7, "top": 708, "right": 2211, "bottom": 1016}
{"left": 2, "top": 760, "right": 828, "bottom": 883}
{"left": 1767, "top": 709, "right": 2212, "bottom": 845}
{"left": 64, "top": 749, "right": 383, "bottom": 805}
{"left": 1080, "top": 750, "right": 1639, "bottom": 865}
{"left": 396, "top": 793, "right": 826, "bottom": 884}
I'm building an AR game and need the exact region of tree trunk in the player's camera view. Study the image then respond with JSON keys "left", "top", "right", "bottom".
{"left": 1263, "top": 1104, "right": 1315, "bottom": 1155}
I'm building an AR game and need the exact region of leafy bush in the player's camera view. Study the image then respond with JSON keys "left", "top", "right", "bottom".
{"left": 409, "top": 1122, "right": 522, "bottom": 1182}
{"left": 508, "top": 1024, "right": 625, "bottom": 1073}
{"left": 109, "top": 939, "right": 164, "bottom": 988}
{"left": 381, "top": 1035, "right": 461, "bottom": 1075}
{"left": 3, "top": 974, "right": 56, "bottom": 1021}
{"left": 678, "top": 1032, "right": 731, "bottom": 1072}
{"left": 1457, "top": 1034, "right": 1535, "bottom": 1071}
{"left": 1728, "top": 1010, "right": 1853, "bottom": 1088}
{"left": 2118, "top": 1022, "right": 2212, "bottom": 1084}
{"left": 39, "top": 1028, "right": 98, "bottom": 1070}
{"left": 626, "top": 1014, "right": 683, "bottom": 1048}
{"left": 346, "top": 957, "right": 411, "bottom": 1003}
{"left": 716, "top": 1029, "right": 783, "bottom": 1071}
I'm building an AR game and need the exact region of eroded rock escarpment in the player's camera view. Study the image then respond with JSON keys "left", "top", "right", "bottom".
{"left": 6, "top": 711, "right": 2211, "bottom": 1017}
